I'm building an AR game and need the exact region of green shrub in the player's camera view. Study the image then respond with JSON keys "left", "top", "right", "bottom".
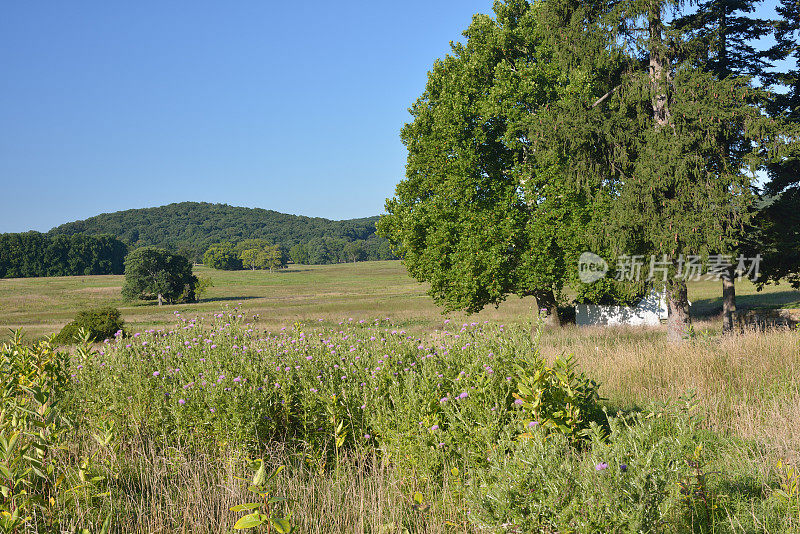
{"left": 0, "top": 332, "right": 70, "bottom": 532}
{"left": 514, "top": 353, "right": 605, "bottom": 443}
{"left": 55, "top": 307, "right": 124, "bottom": 344}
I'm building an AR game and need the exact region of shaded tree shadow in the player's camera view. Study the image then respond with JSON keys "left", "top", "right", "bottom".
{"left": 691, "top": 290, "right": 800, "bottom": 319}
{"left": 199, "top": 296, "right": 261, "bottom": 304}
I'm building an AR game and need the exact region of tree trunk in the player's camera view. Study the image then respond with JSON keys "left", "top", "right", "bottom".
{"left": 157, "top": 293, "right": 163, "bottom": 306}
{"left": 534, "top": 290, "right": 561, "bottom": 328}
{"left": 666, "top": 279, "right": 691, "bottom": 343}
{"left": 722, "top": 266, "right": 736, "bottom": 334}
{"left": 649, "top": 5, "right": 671, "bottom": 128}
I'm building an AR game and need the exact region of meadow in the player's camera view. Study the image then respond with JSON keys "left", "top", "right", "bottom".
{"left": 2, "top": 261, "right": 800, "bottom": 533}
{"left": 2, "top": 260, "right": 799, "bottom": 339}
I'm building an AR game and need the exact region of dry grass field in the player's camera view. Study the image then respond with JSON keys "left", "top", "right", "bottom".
{"left": 2, "top": 260, "right": 798, "bottom": 339}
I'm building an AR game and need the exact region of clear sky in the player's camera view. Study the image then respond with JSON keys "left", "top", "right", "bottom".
{"left": 1, "top": 0, "right": 491, "bottom": 232}
{"left": 0, "top": 1, "right": 785, "bottom": 233}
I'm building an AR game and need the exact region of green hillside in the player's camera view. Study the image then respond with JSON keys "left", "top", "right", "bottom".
{"left": 48, "top": 202, "right": 391, "bottom": 262}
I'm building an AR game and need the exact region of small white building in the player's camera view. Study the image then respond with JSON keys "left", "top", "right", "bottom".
{"left": 576, "top": 289, "right": 669, "bottom": 326}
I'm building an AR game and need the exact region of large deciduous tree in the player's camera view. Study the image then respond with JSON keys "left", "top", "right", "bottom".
{"left": 379, "top": 0, "right": 623, "bottom": 323}
{"left": 122, "top": 248, "right": 197, "bottom": 305}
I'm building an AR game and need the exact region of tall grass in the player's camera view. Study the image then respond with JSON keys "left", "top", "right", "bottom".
{"left": 545, "top": 326, "right": 800, "bottom": 460}
{"left": 4, "top": 310, "right": 799, "bottom": 532}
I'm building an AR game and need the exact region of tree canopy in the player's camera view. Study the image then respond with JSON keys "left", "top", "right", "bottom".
{"left": 380, "top": 0, "right": 795, "bottom": 340}
{"left": 121, "top": 248, "right": 197, "bottom": 305}
{"left": 379, "top": 0, "right": 625, "bottom": 319}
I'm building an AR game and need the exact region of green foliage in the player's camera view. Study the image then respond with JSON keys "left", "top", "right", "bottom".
{"left": 469, "top": 404, "right": 705, "bottom": 532}
{"left": 378, "top": 0, "right": 631, "bottom": 313}
{"left": 194, "top": 277, "right": 214, "bottom": 301}
{"left": 773, "top": 459, "right": 800, "bottom": 522}
{"left": 204, "top": 243, "right": 243, "bottom": 271}
{"left": 755, "top": 0, "right": 800, "bottom": 288}
{"left": 230, "top": 461, "right": 293, "bottom": 532}
{"left": 288, "top": 243, "right": 309, "bottom": 265}
{"left": 0, "top": 232, "right": 127, "bottom": 279}
{"left": 122, "top": 247, "right": 197, "bottom": 304}
{"left": 0, "top": 332, "right": 70, "bottom": 532}
{"left": 514, "top": 353, "right": 605, "bottom": 443}
{"left": 54, "top": 307, "right": 124, "bottom": 345}
{"left": 240, "top": 248, "right": 261, "bottom": 271}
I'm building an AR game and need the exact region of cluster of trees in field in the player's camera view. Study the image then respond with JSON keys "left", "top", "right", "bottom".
{"left": 0, "top": 232, "right": 127, "bottom": 278}
{"left": 201, "top": 234, "right": 394, "bottom": 271}
{"left": 203, "top": 240, "right": 288, "bottom": 271}
{"left": 379, "top": 0, "right": 800, "bottom": 342}
{"left": 48, "top": 201, "right": 393, "bottom": 263}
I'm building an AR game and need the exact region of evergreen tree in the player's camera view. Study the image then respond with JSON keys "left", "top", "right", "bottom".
{"left": 582, "top": 0, "right": 783, "bottom": 341}
{"left": 674, "top": 0, "right": 771, "bottom": 332}
{"left": 756, "top": 0, "right": 800, "bottom": 287}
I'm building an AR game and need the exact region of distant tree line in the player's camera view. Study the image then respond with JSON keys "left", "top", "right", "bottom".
{"left": 201, "top": 235, "right": 394, "bottom": 271}
{"left": 288, "top": 235, "right": 393, "bottom": 265}
{"left": 0, "top": 232, "right": 127, "bottom": 278}
{"left": 48, "top": 201, "right": 395, "bottom": 263}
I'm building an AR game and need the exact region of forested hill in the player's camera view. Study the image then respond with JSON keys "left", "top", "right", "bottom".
{"left": 47, "top": 202, "right": 386, "bottom": 261}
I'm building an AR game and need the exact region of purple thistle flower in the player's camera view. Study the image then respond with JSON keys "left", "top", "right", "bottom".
{"left": 178, "top": 399, "right": 186, "bottom": 405}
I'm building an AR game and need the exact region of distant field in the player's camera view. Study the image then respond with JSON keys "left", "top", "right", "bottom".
{"left": 1, "top": 259, "right": 798, "bottom": 339}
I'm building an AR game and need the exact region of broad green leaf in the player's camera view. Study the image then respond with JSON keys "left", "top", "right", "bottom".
{"left": 230, "top": 502, "right": 261, "bottom": 512}
{"left": 233, "top": 512, "right": 264, "bottom": 529}
{"left": 269, "top": 517, "right": 292, "bottom": 533}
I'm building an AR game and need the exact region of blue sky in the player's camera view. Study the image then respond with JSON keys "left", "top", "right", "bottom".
{"left": 1, "top": 0, "right": 491, "bottom": 232}
{"left": 0, "top": 0, "right": 785, "bottom": 232}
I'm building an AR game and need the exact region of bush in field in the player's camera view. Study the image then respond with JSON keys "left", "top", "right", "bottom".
{"left": 122, "top": 247, "right": 197, "bottom": 305}
{"left": 55, "top": 306, "right": 124, "bottom": 344}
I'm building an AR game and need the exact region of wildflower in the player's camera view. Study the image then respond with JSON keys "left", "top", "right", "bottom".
{"left": 431, "top": 425, "right": 439, "bottom": 431}
{"left": 458, "top": 392, "right": 469, "bottom": 399}
{"left": 595, "top": 462, "right": 609, "bottom": 471}
{"left": 620, "top": 464, "right": 628, "bottom": 473}
{"left": 153, "top": 371, "right": 160, "bottom": 377}
{"left": 178, "top": 399, "right": 186, "bottom": 405}
{"left": 514, "top": 399, "right": 524, "bottom": 405}
{"left": 440, "top": 397, "right": 448, "bottom": 403}
{"left": 528, "top": 421, "right": 539, "bottom": 428}
{"left": 364, "top": 434, "right": 371, "bottom": 439}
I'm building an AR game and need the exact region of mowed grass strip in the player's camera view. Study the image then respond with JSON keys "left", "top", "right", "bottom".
{"left": 2, "top": 259, "right": 799, "bottom": 339}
